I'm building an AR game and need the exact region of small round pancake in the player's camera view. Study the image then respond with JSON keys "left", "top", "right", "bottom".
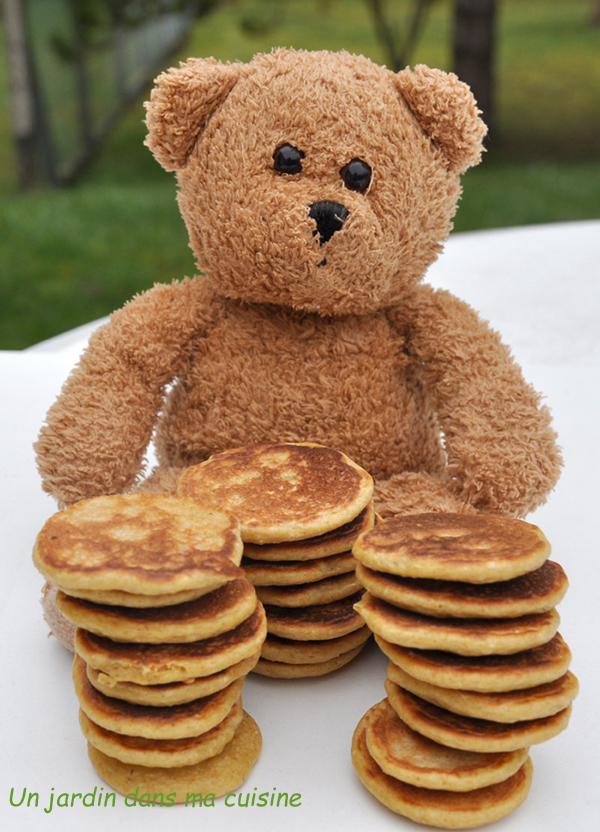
{"left": 73, "top": 653, "right": 245, "bottom": 739}
{"left": 177, "top": 442, "right": 373, "bottom": 544}
{"left": 56, "top": 578, "right": 257, "bottom": 643}
{"left": 352, "top": 707, "right": 533, "bottom": 828}
{"left": 253, "top": 643, "right": 365, "bottom": 677}
{"left": 56, "top": 585, "right": 215, "bottom": 608}
{"left": 74, "top": 602, "right": 267, "bottom": 684}
{"left": 387, "top": 662, "right": 579, "bottom": 723}
{"left": 243, "top": 502, "right": 375, "bottom": 561}
{"left": 375, "top": 632, "right": 572, "bottom": 692}
{"left": 33, "top": 494, "right": 243, "bottom": 596}
{"left": 261, "top": 626, "right": 371, "bottom": 664}
{"left": 356, "top": 593, "right": 560, "bottom": 656}
{"left": 256, "top": 572, "right": 361, "bottom": 607}
{"left": 242, "top": 550, "right": 356, "bottom": 584}
{"left": 87, "top": 652, "right": 260, "bottom": 706}
{"left": 353, "top": 513, "right": 550, "bottom": 583}
{"left": 356, "top": 560, "right": 568, "bottom": 618}
{"left": 87, "top": 710, "right": 262, "bottom": 801}
{"left": 79, "top": 699, "right": 244, "bottom": 767}
{"left": 265, "top": 592, "right": 365, "bottom": 640}
{"left": 386, "top": 679, "right": 573, "bottom": 752}
{"left": 364, "top": 698, "right": 528, "bottom": 791}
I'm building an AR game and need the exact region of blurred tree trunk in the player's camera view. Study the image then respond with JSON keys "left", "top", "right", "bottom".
{"left": 591, "top": 0, "right": 600, "bottom": 26}
{"left": 363, "top": 0, "right": 438, "bottom": 72}
{"left": 453, "top": 0, "right": 497, "bottom": 137}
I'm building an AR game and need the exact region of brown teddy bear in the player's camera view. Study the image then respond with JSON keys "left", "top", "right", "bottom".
{"left": 35, "top": 49, "right": 561, "bottom": 523}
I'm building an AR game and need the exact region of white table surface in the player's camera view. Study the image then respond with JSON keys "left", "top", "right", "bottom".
{"left": 1, "top": 220, "right": 599, "bottom": 831}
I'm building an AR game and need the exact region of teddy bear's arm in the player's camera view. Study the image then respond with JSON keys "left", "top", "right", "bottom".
{"left": 393, "top": 285, "right": 562, "bottom": 517}
{"left": 34, "top": 278, "right": 212, "bottom": 507}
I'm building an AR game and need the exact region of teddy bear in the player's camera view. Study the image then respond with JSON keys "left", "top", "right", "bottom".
{"left": 35, "top": 48, "right": 562, "bottom": 527}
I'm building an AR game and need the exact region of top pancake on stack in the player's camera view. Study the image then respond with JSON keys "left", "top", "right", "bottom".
{"left": 33, "top": 493, "right": 243, "bottom": 604}
{"left": 177, "top": 442, "right": 373, "bottom": 544}
{"left": 179, "top": 442, "right": 374, "bottom": 677}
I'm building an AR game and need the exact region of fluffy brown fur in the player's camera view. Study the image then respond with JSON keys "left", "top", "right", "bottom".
{"left": 36, "top": 49, "right": 561, "bottom": 522}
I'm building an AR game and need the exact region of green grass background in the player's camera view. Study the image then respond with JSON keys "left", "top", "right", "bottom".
{"left": 1, "top": 0, "right": 599, "bottom": 349}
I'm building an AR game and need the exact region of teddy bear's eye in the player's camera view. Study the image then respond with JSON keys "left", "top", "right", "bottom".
{"left": 341, "top": 159, "right": 372, "bottom": 193}
{"left": 273, "top": 144, "right": 304, "bottom": 175}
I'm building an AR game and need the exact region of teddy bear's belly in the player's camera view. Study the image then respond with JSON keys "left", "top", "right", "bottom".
{"left": 154, "top": 311, "right": 445, "bottom": 481}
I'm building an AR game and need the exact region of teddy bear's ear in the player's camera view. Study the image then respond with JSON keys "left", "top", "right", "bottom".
{"left": 394, "top": 64, "right": 487, "bottom": 173}
{"left": 144, "top": 58, "right": 241, "bottom": 171}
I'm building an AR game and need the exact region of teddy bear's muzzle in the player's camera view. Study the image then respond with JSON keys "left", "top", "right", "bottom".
{"left": 309, "top": 201, "right": 349, "bottom": 246}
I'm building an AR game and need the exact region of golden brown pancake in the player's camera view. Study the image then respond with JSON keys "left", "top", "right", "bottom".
{"left": 386, "top": 679, "right": 572, "bottom": 752}
{"left": 265, "top": 592, "right": 365, "bottom": 640}
{"left": 87, "top": 653, "right": 260, "bottom": 706}
{"left": 387, "top": 662, "right": 579, "bottom": 723}
{"left": 242, "top": 502, "right": 375, "bottom": 561}
{"left": 364, "top": 698, "right": 528, "bottom": 791}
{"left": 177, "top": 442, "right": 373, "bottom": 544}
{"left": 375, "top": 632, "right": 572, "bottom": 692}
{"left": 261, "top": 626, "right": 371, "bottom": 664}
{"left": 253, "top": 643, "right": 365, "bottom": 678}
{"left": 352, "top": 706, "right": 533, "bottom": 828}
{"left": 74, "top": 602, "right": 267, "bottom": 684}
{"left": 255, "top": 572, "right": 361, "bottom": 607}
{"left": 242, "top": 550, "right": 356, "bottom": 584}
{"left": 33, "top": 494, "right": 243, "bottom": 597}
{"left": 87, "top": 710, "right": 262, "bottom": 801}
{"left": 56, "top": 578, "right": 257, "bottom": 643}
{"left": 353, "top": 513, "right": 550, "bottom": 583}
{"left": 356, "top": 560, "right": 568, "bottom": 618}
{"left": 73, "top": 653, "right": 245, "bottom": 739}
{"left": 79, "top": 699, "right": 244, "bottom": 767}
{"left": 356, "top": 593, "right": 560, "bottom": 655}
{"left": 57, "top": 585, "right": 216, "bottom": 608}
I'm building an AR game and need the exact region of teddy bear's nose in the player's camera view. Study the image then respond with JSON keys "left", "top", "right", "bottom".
{"left": 309, "top": 201, "right": 349, "bottom": 246}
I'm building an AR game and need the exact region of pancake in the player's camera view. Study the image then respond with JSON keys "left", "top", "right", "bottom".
{"left": 352, "top": 706, "right": 533, "bottom": 829}
{"left": 242, "top": 550, "right": 356, "bottom": 584}
{"left": 364, "top": 698, "right": 528, "bottom": 791}
{"left": 265, "top": 592, "right": 365, "bottom": 641}
{"left": 356, "top": 593, "right": 560, "bottom": 655}
{"left": 56, "top": 578, "right": 257, "bottom": 643}
{"left": 387, "top": 662, "right": 579, "bottom": 723}
{"left": 261, "top": 626, "right": 371, "bottom": 664}
{"left": 356, "top": 560, "right": 568, "bottom": 618}
{"left": 79, "top": 699, "right": 244, "bottom": 767}
{"left": 74, "top": 602, "right": 267, "bottom": 684}
{"left": 87, "top": 710, "right": 262, "bottom": 801}
{"left": 73, "top": 653, "right": 245, "bottom": 739}
{"left": 56, "top": 585, "right": 215, "bottom": 608}
{"left": 253, "top": 643, "right": 365, "bottom": 678}
{"left": 353, "top": 513, "right": 550, "bottom": 583}
{"left": 177, "top": 442, "right": 373, "bottom": 544}
{"left": 376, "top": 633, "right": 572, "bottom": 692}
{"left": 33, "top": 494, "right": 243, "bottom": 597}
{"left": 386, "top": 679, "right": 572, "bottom": 752}
{"left": 255, "top": 572, "right": 361, "bottom": 607}
{"left": 87, "top": 652, "right": 260, "bottom": 706}
{"left": 242, "top": 502, "right": 375, "bottom": 561}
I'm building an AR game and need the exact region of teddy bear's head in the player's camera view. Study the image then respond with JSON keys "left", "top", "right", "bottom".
{"left": 145, "top": 49, "right": 486, "bottom": 315}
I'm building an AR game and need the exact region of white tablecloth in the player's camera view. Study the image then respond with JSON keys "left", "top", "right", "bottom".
{"left": 1, "top": 221, "right": 599, "bottom": 831}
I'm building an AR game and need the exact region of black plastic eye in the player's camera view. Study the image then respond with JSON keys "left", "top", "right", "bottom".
{"left": 341, "top": 159, "right": 372, "bottom": 193}
{"left": 273, "top": 144, "right": 304, "bottom": 175}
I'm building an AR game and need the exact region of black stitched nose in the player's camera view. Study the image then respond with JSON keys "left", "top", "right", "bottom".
{"left": 309, "top": 201, "right": 349, "bottom": 246}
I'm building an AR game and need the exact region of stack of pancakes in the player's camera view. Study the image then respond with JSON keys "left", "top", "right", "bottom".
{"left": 178, "top": 442, "right": 374, "bottom": 678}
{"left": 351, "top": 513, "right": 578, "bottom": 828}
{"left": 33, "top": 493, "right": 266, "bottom": 802}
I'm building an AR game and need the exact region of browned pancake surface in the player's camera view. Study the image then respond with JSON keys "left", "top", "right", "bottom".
{"left": 256, "top": 571, "right": 361, "bottom": 607}
{"left": 265, "top": 592, "right": 365, "bottom": 640}
{"left": 354, "top": 513, "right": 550, "bottom": 583}
{"left": 33, "top": 494, "right": 242, "bottom": 595}
{"left": 242, "top": 550, "right": 356, "bottom": 583}
{"left": 178, "top": 442, "right": 373, "bottom": 544}
{"left": 357, "top": 560, "right": 568, "bottom": 618}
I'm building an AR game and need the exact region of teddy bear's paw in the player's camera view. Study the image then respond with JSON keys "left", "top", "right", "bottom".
{"left": 374, "top": 472, "right": 475, "bottom": 519}
{"left": 134, "top": 465, "right": 186, "bottom": 496}
{"left": 41, "top": 581, "right": 76, "bottom": 652}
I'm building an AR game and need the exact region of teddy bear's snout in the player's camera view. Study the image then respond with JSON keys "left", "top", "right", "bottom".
{"left": 309, "top": 201, "right": 349, "bottom": 246}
